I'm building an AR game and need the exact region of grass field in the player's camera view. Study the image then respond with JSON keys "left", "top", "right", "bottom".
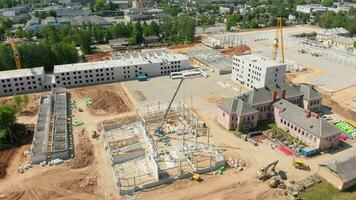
{"left": 301, "top": 181, "right": 356, "bottom": 200}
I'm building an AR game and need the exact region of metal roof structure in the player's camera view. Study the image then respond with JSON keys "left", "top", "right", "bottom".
{"left": 320, "top": 152, "right": 356, "bottom": 182}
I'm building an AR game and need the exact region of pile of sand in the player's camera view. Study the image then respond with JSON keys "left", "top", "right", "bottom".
{"left": 90, "top": 90, "right": 131, "bottom": 115}
{"left": 59, "top": 176, "right": 98, "bottom": 194}
{"left": 67, "top": 130, "right": 93, "bottom": 169}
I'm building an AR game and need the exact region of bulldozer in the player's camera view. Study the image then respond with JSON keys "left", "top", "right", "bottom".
{"left": 292, "top": 158, "right": 310, "bottom": 171}
{"left": 191, "top": 173, "right": 201, "bottom": 182}
{"left": 256, "top": 160, "right": 278, "bottom": 181}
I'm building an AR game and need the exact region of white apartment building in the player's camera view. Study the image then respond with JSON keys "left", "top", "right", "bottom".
{"left": 53, "top": 50, "right": 190, "bottom": 88}
{"left": 0, "top": 67, "right": 45, "bottom": 97}
{"left": 231, "top": 53, "right": 286, "bottom": 89}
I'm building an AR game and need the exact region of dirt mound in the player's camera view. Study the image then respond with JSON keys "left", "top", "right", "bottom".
{"left": 59, "top": 176, "right": 98, "bottom": 194}
{"left": 67, "top": 129, "right": 93, "bottom": 169}
{"left": 90, "top": 90, "right": 131, "bottom": 115}
{"left": 85, "top": 52, "right": 112, "bottom": 62}
{"left": 0, "top": 148, "right": 17, "bottom": 179}
{"left": 206, "top": 96, "right": 229, "bottom": 104}
{"left": 71, "top": 84, "right": 133, "bottom": 116}
{"left": 221, "top": 45, "right": 251, "bottom": 57}
{"left": 0, "top": 94, "right": 39, "bottom": 116}
{"left": 1, "top": 188, "right": 63, "bottom": 200}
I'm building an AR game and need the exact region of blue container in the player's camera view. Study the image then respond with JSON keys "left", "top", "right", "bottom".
{"left": 138, "top": 75, "right": 148, "bottom": 81}
{"left": 301, "top": 147, "right": 320, "bottom": 157}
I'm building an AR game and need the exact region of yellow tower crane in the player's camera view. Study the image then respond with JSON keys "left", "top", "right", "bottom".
{"left": 272, "top": 17, "right": 285, "bottom": 63}
{"left": 7, "top": 37, "right": 22, "bottom": 70}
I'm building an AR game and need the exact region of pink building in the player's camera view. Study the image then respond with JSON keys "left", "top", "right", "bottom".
{"left": 217, "top": 83, "right": 319, "bottom": 130}
{"left": 217, "top": 98, "right": 259, "bottom": 130}
{"left": 273, "top": 100, "right": 340, "bottom": 150}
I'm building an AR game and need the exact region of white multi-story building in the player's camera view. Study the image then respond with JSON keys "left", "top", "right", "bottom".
{"left": 231, "top": 53, "right": 286, "bottom": 89}
{"left": 0, "top": 50, "right": 190, "bottom": 97}
{"left": 53, "top": 50, "right": 190, "bottom": 88}
{"left": 0, "top": 67, "right": 45, "bottom": 97}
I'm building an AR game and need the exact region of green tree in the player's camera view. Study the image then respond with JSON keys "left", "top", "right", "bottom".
{"left": 0, "top": 44, "right": 15, "bottom": 70}
{"left": 75, "top": 30, "right": 92, "bottom": 54}
{"left": 48, "top": 10, "right": 57, "bottom": 17}
{"left": 0, "top": 104, "right": 17, "bottom": 146}
{"left": 322, "top": 0, "right": 334, "bottom": 7}
{"left": 148, "top": 21, "right": 159, "bottom": 36}
{"left": 94, "top": 0, "right": 105, "bottom": 12}
{"left": 22, "top": 95, "right": 29, "bottom": 108}
{"left": 12, "top": 95, "right": 23, "bottom": 113}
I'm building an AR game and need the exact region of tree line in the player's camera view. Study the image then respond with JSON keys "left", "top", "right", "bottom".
{"left": 0, "top": 15, "right": 195, "bottom": 72}
{"left": 0, "top": 95, "right": 28, "bottom": 150}
{"left": 316, "top": 8, "right": 356, "bottom": 35}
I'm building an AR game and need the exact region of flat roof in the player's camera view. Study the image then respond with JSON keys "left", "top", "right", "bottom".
{"left": 234, "top": 53, "right": 285, "bottom": 68}
{"left": 54, "top": 51, "right": 188, "bottom": 73}
{"left": 0, "top": 67, "right": 44, "bottom": 79}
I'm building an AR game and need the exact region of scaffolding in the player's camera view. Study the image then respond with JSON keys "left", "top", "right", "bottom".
{"left": 103, "top": 100, "right": 225, "bottom": 195}
{"left": 31, "top": 88, "right": 73, "bottom": 164}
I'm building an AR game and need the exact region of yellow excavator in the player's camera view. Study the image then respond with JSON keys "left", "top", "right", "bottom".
{"left": 292, "top": 158, "right": 310, "bottom": 171}
{"left": 257, "top": 160, "right": 278, "bottom": 181}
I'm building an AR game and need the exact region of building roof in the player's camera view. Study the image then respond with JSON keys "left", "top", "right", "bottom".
{"left": 218, "top": 98, "right": 258, "bottom": 116}
{"left": 0, "top": 67, "right": 44, "bottom": 79}
{"left": 320, "top": 152, "right": 356, "bottom": 182}
{"left": 331, "top": 36, "right": 355, "bottom": 45}
{"left": 296, "top": 84, "right": 321, "bottom": 100}
{"left": 273, "top": 99, "right": 339, "bottom": 139}
{"left": 233, "top": 53, "right": 285, "bottom": 68}
{"left": 317, "top": 27, "right": 349, "bottom": 36}
{"left": 237, "top": 84, "right": 302, "bottom": 106}
{"left": 54, "top": 50, "right": 188, "bottom": 73}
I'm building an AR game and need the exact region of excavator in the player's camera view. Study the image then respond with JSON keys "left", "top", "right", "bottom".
{"left": 256, "top": 160, "right": 278, "bottom": 181}
{"left": 292, "top": 158, "right": 310, "bottom": 171}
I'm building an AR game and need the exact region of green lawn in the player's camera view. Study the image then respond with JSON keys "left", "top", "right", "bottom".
{"left": 301, "top": 181, "right": 356, "bottom": 200}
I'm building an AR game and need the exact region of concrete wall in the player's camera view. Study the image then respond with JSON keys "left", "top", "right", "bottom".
{"left": 237, "top": 112, "right": 258, "bottom": 129}
{"left": 231, "top": 55, "right": 286, "bottom": 89}
{"left": 216, "top": 108, "right": 233, "bottom": 130}
{"left": 53, "top": 59, "right": 189, "bottom": 88}
{"left": 0, "top": 73, "right": 45, "bottom": 97}
{"left": 303, "top": 98, "right": 322, "bottom": 112}
{"left": 318, "top": 166, "right": 344, "bottom": 190}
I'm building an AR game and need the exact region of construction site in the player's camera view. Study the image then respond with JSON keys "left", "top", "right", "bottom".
{"left": 103, "top": 99, "right": 225, "bottom": 195}
{"left": 1, "top": 23, "right": 356, "bottom": 200}
{"left": 31, "top": 88, "right": 73, "bottom": 164}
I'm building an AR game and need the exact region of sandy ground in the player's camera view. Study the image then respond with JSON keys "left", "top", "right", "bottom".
{"left": 0, "top": 83, "right": 137, "bottom": 200}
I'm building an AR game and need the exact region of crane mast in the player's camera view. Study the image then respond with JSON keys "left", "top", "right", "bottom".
{"left": 8, "top": 37, "right": 22, "bottom": 70}
{"left": 272, "top": 17, "right": 285, "bottom": 63}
